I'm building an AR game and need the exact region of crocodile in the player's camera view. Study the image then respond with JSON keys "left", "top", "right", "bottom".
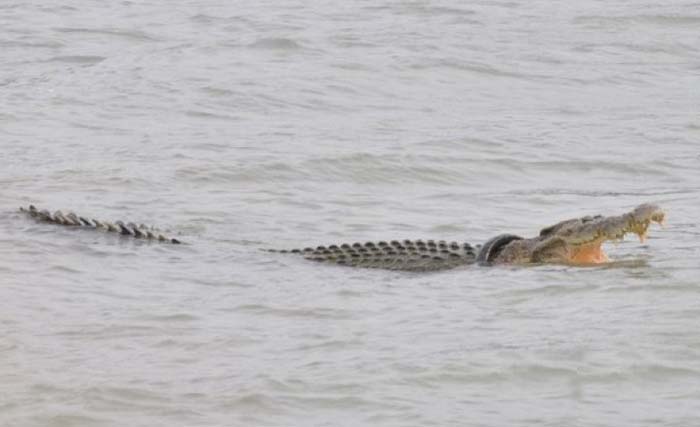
{"left": 19, "top": 203, "right": 665, "bottom": 271}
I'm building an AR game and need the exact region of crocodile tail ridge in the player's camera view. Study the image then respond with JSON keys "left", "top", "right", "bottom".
{"left": 20, "top": 205, "right": 182, "bottom": 244}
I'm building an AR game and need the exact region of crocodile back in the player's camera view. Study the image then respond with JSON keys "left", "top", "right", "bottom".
{"left": 273, "top": 239, "right": 477, "bottom": 272}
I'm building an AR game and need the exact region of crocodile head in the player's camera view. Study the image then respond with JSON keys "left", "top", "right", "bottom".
{"left": 490, "top": 203, "right": 666, "bottom": 265}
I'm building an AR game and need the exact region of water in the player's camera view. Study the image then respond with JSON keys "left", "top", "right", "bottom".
{"left": 1, "top": 1, "right": 699, "bottom": 426}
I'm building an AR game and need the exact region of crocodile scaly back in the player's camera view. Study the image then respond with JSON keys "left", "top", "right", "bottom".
{"left": 271, "top": 239, "right": 477, "bottom": 272}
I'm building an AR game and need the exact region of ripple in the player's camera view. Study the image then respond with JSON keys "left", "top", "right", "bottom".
{"left": 574, "top": 14, "right": 700, "bottom": 28}
{"left": 138, "top": 313, "right": 199, "bottom": 322}
{"left": 48, "top": 55, "right": 105, "bottom": 65}
{"left": 54, "top": 324, "right": 163, "bottom": 339}
{"left": 411, "top": 59, "right": 536, "bottom": 80}
{"left": 248, "top": 38, "right": 302, "bottom": 51}
{"left": 510, "top": 187, "right": 695, "bottom": 197}
{"left": 45, "top": 414, "right": 110, "bottom": 427}
{"left": 217, "top": 392, "right": 284, "bottom": 413}
{"left": 52, "top": 27, "right": 158, "bottom": 41}
{"left": 0, "top": 40, "right": 64, "bottom": 49}
{"left": 499, "top": 283, "right": 600, "bottom": 300}
{"left": 280, "top": 394, "right": 381, "bottom": 411}
{"left": 184, "top": 109, "right": 239, "bottom": 121}
{"left": 232, "top": 304, "right": 353, "bottom": 320}
{"left": 48, "top": 264, "right": 83, "bottom": 274}
{"left": 176, "top": 154, "right": 478, "bottom": 185}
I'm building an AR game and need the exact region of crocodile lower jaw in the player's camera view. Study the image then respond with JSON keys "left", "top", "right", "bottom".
{"left": 568, "top": 241, "right": 609, "bottom": 264}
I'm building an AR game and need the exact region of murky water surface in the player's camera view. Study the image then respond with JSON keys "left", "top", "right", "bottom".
{"left": 1, "top": 1, "right": 699, "bottom": 426}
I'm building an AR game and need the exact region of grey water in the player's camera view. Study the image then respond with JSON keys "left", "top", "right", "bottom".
{"left": 1, "top": 1, "right": 699, "bottom": 426}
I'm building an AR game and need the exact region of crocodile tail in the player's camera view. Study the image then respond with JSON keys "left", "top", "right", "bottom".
{"left": 19, "top": 205, "right": 182, "bottom": 244}
{"left": 271, "top": 239, "right": 477, "bottom": 272}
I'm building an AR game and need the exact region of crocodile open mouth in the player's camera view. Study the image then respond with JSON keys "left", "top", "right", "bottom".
{"left": 563, "top": 204, "right": 666, "bottom": 265}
